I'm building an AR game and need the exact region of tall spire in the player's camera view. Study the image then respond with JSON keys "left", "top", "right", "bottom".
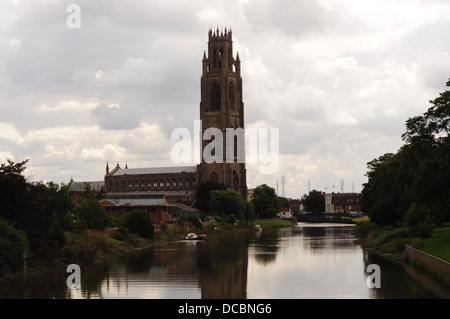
{"left": 106, "top": 161, "right": 109, "bottom": 175}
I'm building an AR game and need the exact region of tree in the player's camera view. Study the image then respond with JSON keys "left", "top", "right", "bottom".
{"left": 245, "top": 201, "right": 255, "bottom": 222}
{"left": 301, "top": 190, "right": 325, "bottom": 214}
{"left": 195, "top": 180, "right": 227, "bottom": 213}
{"left": 251, "top": 184, "right": 280, "bottom": 219}
{"left": 75, "top": 183, "right": 109, "bottom": 230}
{"left": 362, "top": 78, "right": 450, "bottom": 225}
{"left": 403, "top": 202, "right": 436, "bottom": 238}
{"left": 123, "top": 210, "right": 154, "bottom": 239}
{"left": 0, "top": 218, "right": 28, "bottom": 276}
{"left": 210, "top": 189, "right": 246, "bottom": 220}
{"left": 0, "top": 159, "right": 74, "bottom": 254}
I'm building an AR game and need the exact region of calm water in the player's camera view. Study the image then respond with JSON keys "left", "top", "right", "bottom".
{"left": 1, "top": 223, "right": 448, "bottom": 299}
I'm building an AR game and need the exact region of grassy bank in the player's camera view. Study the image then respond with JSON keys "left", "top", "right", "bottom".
{"left": 353, "top": 217, "right": 450, "bottom": 287}
{"left": 414, "top": 225, "right": 450, "bottom": 263}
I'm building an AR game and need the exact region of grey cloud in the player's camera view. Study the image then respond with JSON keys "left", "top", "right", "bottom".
{"left": 91, "top": 103, "right": 140, "bottom": 130}
{"left": 244, "top": 0, "right": 335, "bottom": 36}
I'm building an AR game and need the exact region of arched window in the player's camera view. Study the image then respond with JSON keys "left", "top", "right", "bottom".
{"left": 210, "top": 82, "right": 221, "bottom": 111}
{"left": 233, "top": 171, "right": 239, "bottom": 190}
{"left": 229, "top": 81, "right": 236, "bottom": 111}
{"left": 210, "top": 172, "right": 218, "bottom": 182}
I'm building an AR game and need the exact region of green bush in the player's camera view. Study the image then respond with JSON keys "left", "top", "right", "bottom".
{"left": 404, "top": 202, "right": 436, "bottom": 238}
{"left": 123, "top": 210, "right": 154, "bottom": 239}
{"left": 112, "top": 226, "right": 129, "bottom": 241}
{"left": 224, "top": 214, "right": 237, "bottom": 224}
{"left": 186, "top": 215, "right": 202, "bottom": 230}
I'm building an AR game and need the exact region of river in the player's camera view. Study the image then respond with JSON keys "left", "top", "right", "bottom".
{"left": 1, "top": 222, "right": 449, "bottom": 299}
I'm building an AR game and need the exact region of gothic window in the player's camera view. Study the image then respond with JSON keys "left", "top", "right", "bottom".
{"left": 210, "top": 82, "right": 221, "bottom": 111}
{"left": 233, "top": 171, "right": 239, "bottom": 190}
{"left": 229, "top": 81, "right": 236, "bottom": 111}
{"left": 210, "top": 172, "right": 218, "bottom": 182}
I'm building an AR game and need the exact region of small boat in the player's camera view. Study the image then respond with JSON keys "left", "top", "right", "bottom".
{"left": 254, "top": 224, "right": 262, "bottom": 231}
{"left": 185, "top": 233, "right": 207, "bottom": 240}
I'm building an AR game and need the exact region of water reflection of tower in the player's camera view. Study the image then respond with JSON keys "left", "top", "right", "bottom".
{"left": 199, "top": 235, "right": 248, "bottom": 298}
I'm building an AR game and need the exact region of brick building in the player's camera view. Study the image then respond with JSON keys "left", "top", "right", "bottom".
{"left": 325, "top": 192, "right": 362, "bottom": 215}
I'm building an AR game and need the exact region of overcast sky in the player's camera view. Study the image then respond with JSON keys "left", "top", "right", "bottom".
{"left": 1, "top": 0, "right": 450, "bottom": 198}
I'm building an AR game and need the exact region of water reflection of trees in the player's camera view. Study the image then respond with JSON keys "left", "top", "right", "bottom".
{"left": 250, "top": 228, "right": 280, "bottom": 265}
{"left": 300, "top": 225, "right": 357, "bottom": 252}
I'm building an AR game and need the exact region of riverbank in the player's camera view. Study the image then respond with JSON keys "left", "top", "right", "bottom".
{"left": 2, "top": 218, "right": 296, "bottom": 283}
{"left": 353, "top": 217, "right": 450, "bottom": 288}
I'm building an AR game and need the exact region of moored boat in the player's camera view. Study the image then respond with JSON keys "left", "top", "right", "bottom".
{"left": 185, "top": 233, "right": 207, "bottom": 240}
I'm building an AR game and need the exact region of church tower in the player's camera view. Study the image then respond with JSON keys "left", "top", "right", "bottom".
{"left": 199, "top": 28, "right": 247, "bottom": 200}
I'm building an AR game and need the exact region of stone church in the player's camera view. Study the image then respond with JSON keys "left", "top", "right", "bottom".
{"left": 70, "top": 29, "right": 247, "bottom": 213}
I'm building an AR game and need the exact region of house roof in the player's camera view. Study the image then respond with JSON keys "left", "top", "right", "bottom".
{"left": 111, "top": 166, "right": 197, "bottom": 176}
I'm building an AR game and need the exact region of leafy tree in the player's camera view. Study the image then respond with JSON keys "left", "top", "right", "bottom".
{"left": 123, "top": 210, "right": 154, "bottom": 239}
{"left": 245, "top": 201, "right": 255, "bottom": 222}
{"left": 195, "top": 180, "right": 227, "bottom": 212}
{"left": 301, "top": 190, "right": 325, "bottom": 214}
{"left": 251, "top": 184, "right": 280, "bottom": 219}
{"left": 362, "top": 78, "right": 450, "bottom": 226}
{"left": 210, "top": 189, "right": 246, "bottom": 220}
{"left": 75, "top": 183, "right": 109, "bottom": 230}
{"left": 404, "top": 202, "right": 436, "bottom": 238}
{"left": 0, "top": 218, "right": 28, "bottom": 276}
{"left": 0, "top": 160, "right": 74, "bottom": 254}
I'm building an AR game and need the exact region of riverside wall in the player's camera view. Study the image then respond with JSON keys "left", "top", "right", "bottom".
{"left": 405, "top": 244, "right": 450, "bottom": 275}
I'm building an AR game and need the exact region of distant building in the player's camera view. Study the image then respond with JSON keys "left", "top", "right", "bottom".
{"left": 104, "top": 163, "right": 199, "bottom": 204}
{"left": 325, "top": 192, "right": 362, "bottom": 215}
{"left": 68, "top": 178, "right": 104, "bottom": 204}
{"left": 277, "top": 206, "right": 293, "bottom": 219}
{"left": 100, "top": 193, "right": 171, "bottom": 223}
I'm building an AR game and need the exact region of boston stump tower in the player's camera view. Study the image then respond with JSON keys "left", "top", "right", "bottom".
{"left": 199, "top": 28, "right": 247, "bottom": 200}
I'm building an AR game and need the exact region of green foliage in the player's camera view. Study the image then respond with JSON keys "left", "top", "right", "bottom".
{"left": 195, "top": 180, "right": 227, "bottom": 212}
{"left": 186, "top": 215, "right": 203, "bottom": 230}
{"left": 245, "top": 201, "right": 255, "bottom": 222}
{"left": 251, "top": 184, "right": 280, "bottom": 218}
{"left": 224, "top": 214, "right": 237, "bottom": 224}
{"left": 301, "top": 190, "right": 325, "bottom": 214}
{"left": 74, "top": 183, "right": 109, "bottom": 231}
{"left": 112, "top": 226, "right": 130, "bottom": 241}
{"left": 404, "top": 202, "right": 436, "bottom": 238}
{"left": 210, "top": 189, "right": 246, "bottom": 220}
{"left": 0, "top": 160, "right": 75, "bottom": 262}
{"left": 362, "top": 79, "right": 450, "bottom": 226}
{"left": 0, "top": 218, "right": 28, "bottom": 276}
{"left": 123, "top": 210, "right": 154, "bottom": 239}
